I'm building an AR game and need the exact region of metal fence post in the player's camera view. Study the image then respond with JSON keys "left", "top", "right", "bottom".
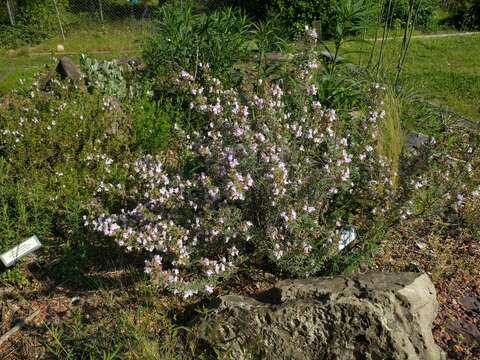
{"left": 6, "top": 0, "right": 15, "bottom": 26}
{"left": 52, "top": 0, "right": 66, "bottom": 41}
{"left": 98, "top": 0, "right": 104, "bottom": 22}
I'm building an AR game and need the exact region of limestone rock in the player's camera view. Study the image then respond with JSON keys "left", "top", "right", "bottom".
{"left": 320, "top": 50, "right": 344, "bottom": 63}
{"left": 201, "top": 272, "right": 445, "bottom": 360}
{"left": 405, "top": 132, "right": 434, "bottom": 150}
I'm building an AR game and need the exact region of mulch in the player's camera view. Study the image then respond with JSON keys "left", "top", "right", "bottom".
{"left": 370, "top": 224, "right": 480, "bottom": 359}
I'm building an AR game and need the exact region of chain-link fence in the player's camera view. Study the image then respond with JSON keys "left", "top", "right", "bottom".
{"left": 2, "top": 0, "right": 160, "bottom": 25}
{"left": 0, "top": 0, "right": 236, "bottom": 26}
{"left": 1, "top": 0, "right": 236, "bottom": 45}
{"left": 68, "top": 0, "right": 161, "bottom": 22}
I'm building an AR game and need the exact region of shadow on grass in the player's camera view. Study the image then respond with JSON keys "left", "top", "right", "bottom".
{"left": 22, "top": 233, "right": 148, "bottom": 294}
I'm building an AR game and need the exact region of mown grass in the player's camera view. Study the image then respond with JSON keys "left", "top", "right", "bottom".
{"left": 342, "top": 33, "right": 480, "bottom": 121}
{"left": 398, "top": 34, "right": 480, "bottom": 121}
{"left": 28, "top": 19, "right": 151, "bottom": 54}
{"left": 0, "top": 20, "right": 148, "bottom": 93}
{"left": 0, "top": 55, "right": 50, "bottom": 92}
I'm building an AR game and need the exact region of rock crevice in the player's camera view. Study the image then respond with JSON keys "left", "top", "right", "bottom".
{"left": 201, "top": 272, "right": 445, "bottom": 360}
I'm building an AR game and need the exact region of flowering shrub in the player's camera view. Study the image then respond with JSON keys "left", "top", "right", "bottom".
{"left": 399, "top": 120, "right": 480, "bottom": 221}
{"left": 0, "top": 66, "right": 143, "bottom": 279}
{"left": 87, "top": 36, "right": 398, "bottom": 298}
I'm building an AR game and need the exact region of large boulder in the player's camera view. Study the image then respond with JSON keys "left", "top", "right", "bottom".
{"left": 201, "top": 272, "right": 445, "bottom": 360}
{"left": 39, "top": 57, "right": 83, "bottom": 91}
{"left": 56, "top": 57, "right": 82, "bottom": 82}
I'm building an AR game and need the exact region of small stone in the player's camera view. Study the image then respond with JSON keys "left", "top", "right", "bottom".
{"left": 70, "top": 296, "right": 81, "bottom": 305}
{"left": 320, "top": 50, "right": 344, "bottom": 63}
{"left": 416, "top": 241, "right": 428, "bottom": 250}
{"left": 56, "top": 44, "right": 65, "bottom": 52}
{"left": 447, "top": 351, "right": 463, "bottom": 360}
{"left": 459, "top": 295, "right": 480, "bottom": 312}
{"left": 338, "top": 225, "right": 356, "bottom": 251}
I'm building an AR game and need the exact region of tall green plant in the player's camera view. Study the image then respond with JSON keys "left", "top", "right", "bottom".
{"left": 395, "top": 0, "right": 425, "bottom": 85}
{"left": 309, "top": 0, "right": 372, "bottom": 110}
{"left": 252, "top": 15, "right": 290, "bottom": 77}
{"left": 142, "top": 1, "right": 253, "bottom": 81}
{"left": 370, "top": 0, "right": 425, "bottom": 83}
{"left": 324, "top": 0, "right": 371, "bottom": 73}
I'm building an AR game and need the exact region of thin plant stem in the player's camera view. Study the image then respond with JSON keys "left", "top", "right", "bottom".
{"left": 376, "top": 0, "right": 394, "bottom": 78}
{"left": 395, "top": 0, "right": 423, "bottom": 86}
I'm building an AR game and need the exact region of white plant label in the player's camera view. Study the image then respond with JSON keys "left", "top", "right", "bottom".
{"left": 0, "top": 236, "right": 42, "bottom": 267}
{"left": 338, "top": 226, "right": 356, "bottom": 251}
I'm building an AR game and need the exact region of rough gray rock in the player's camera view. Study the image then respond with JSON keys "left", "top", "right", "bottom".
{"left": 201, "top": 272, "right": 445, "bottom": 360}
{"left": 320, "top": 50, "right": 345, "bottom": 63}
{"left": 56, "top": 57, "right": 82, "bottom": 81}
{"left": 405, "top": 132, "right": 434, "bottom": 150}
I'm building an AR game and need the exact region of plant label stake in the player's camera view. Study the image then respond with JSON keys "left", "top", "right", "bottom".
{"left": 0, "top": 236, "right": 42, "bottom": 267}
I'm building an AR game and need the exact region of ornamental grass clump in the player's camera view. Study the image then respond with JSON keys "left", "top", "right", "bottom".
{"left": 87, "top": 41, "right": 396, "bottom": 298}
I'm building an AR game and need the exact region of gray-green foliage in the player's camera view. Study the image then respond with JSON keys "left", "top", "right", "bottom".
{"left": 80, "top": 55, "right": 145, "bottom": 100}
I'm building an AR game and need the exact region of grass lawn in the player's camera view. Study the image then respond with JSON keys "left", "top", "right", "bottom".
{"left": 0, "top": 20, "right": 148, "bottom": 93}
{"left": 342, "top": 33, "right": 480, "bottom": 121}
{"left": 2, "top": 24, "right": 479, "bottom": 119}
{"left": 0, "top": 55, "right": 50, "bottom": 92}
{"left": 400, "top": 34, "right": 480, "bottom": 121}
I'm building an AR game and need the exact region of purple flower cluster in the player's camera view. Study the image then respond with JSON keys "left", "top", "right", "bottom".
{"left": 88, "top": 57, "right": 394, "bottom": 297}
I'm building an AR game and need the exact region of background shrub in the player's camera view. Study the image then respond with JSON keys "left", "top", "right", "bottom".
{"left": 266, "top": 0, "right": 341, "bottom": 38}
{"left": 0, "top": 0, "right": 72, "bottom": 48}
{"left": 464, "top": 0, "right": 480, "bottom": 28}
{"left": 143, "top": 1, "right": 253, "bottom": 81}
{"left": 382, "top": 0, "right": 440, "bottom": 29}
{"left": 235, "top": 0, "right": 380, "bottom": 38}
{"left": 435, "top": 0, "right": 479, "bottom": 28}
{"left": 232, "top": 0, "right": 440, "bottom": 36}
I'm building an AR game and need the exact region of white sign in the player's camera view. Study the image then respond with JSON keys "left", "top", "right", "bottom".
{"left": 338, "top": 226, "right": 356, "bottom": 251}
{"left": 0, "top": 236, "right": 42, "bottom": 267}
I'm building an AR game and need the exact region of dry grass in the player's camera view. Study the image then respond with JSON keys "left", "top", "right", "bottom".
{"left": 376, "top": 87, "right": 405, "bottom": 190}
